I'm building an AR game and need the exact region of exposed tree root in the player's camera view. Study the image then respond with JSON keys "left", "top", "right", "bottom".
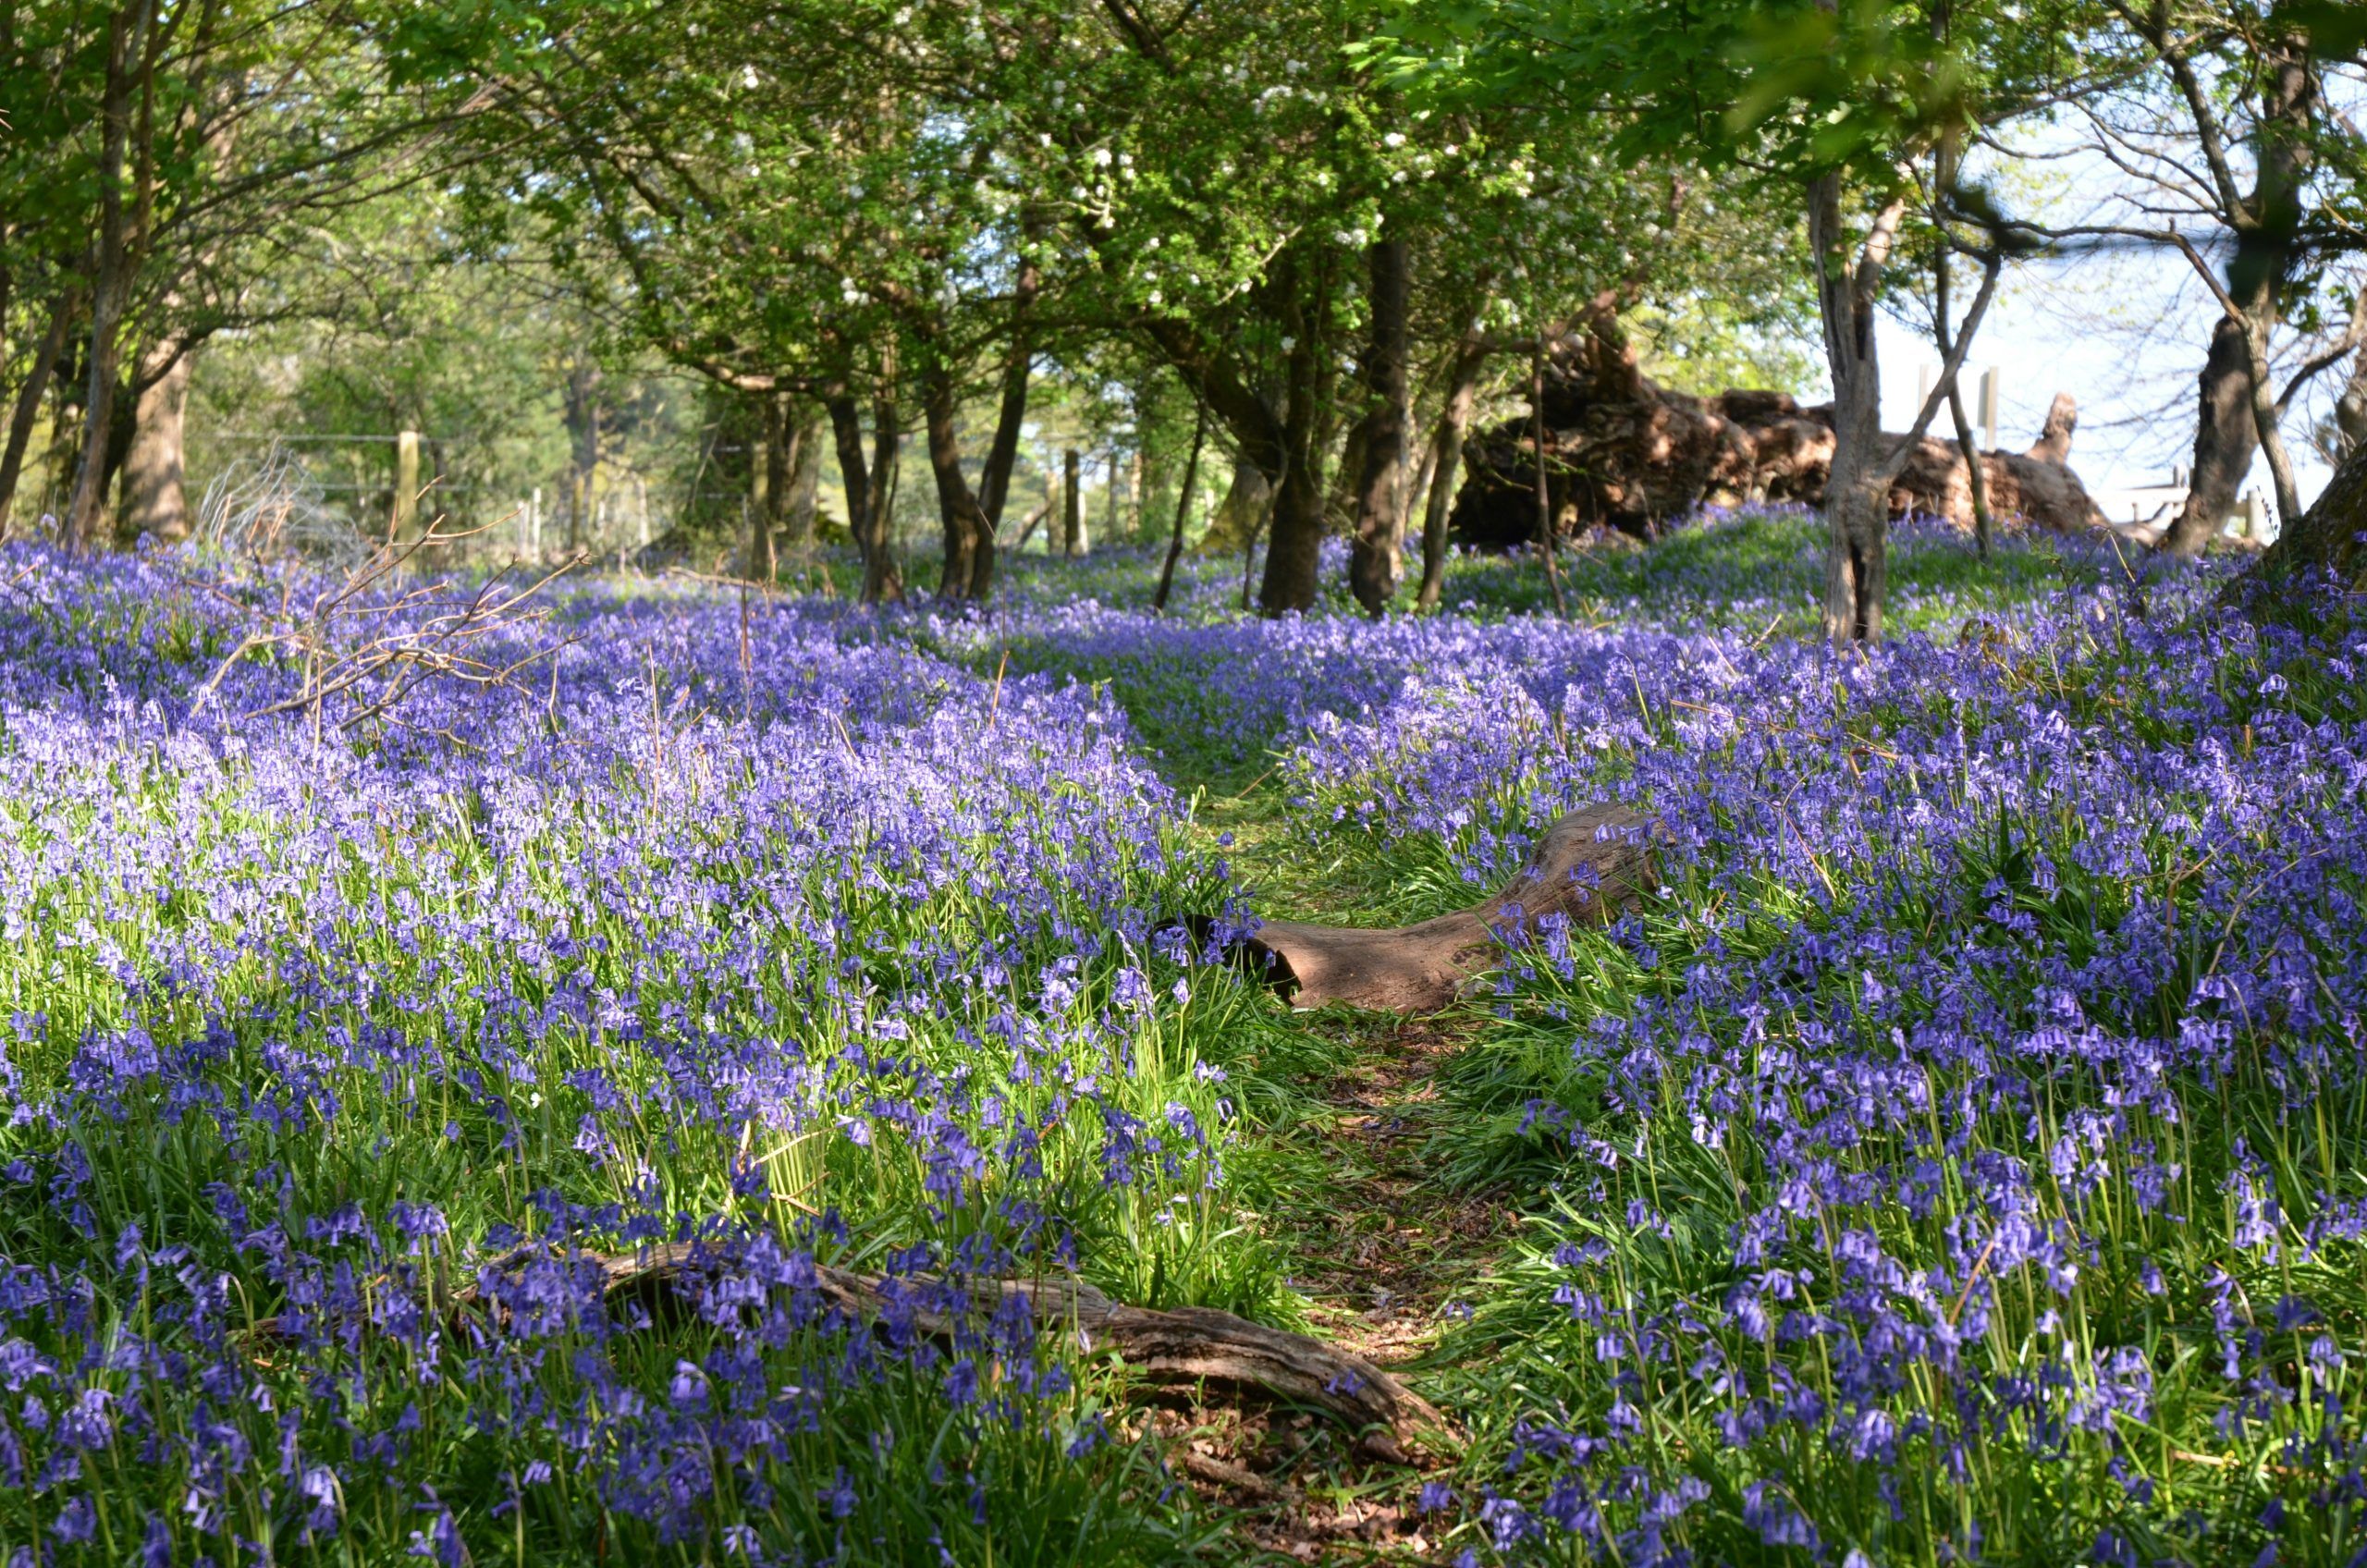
{"left": 253, "top": 1243, "right": 1448, "bottom": 1459}
{"left": 1242, "top": 802, "right": 1654, "bottom": 1011}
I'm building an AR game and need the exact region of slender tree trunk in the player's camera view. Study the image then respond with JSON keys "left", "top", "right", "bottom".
{"left": 0, "top": 287, "right": 76, "bottom": 534}
{"left": 1416, "top": 327, "right": 1488, "bottom": 613}
{"left": 1931, "top": 179, "right": 1995, "bottom": 557}
{"left": 2239, "top": 311, "right": 2303, "bottom": 527}
{"left": 1530, "top": 331, "right": 1567, "bottom": 618}
{"left": 782, "top": 402, "right": 821, "bottom": 545}
{"left": 827, "top": 391, "right": 869, "bottom": 554}
{"left": 1062, "top": 448, "right": 1084, "bottom": 557}
{"left": 562, "top": 361, "right": 602, "bottom": 557}
{"left": 1348, "top": 240, "right": 1410, "bottom": 616}
{"left": 922, "top": 363, "right": 995, "bottom": 602}
{"left": 118, "top": 331, "right": 193, "bottom": 542}
{"left": 754, "top": 393, "right": 785, "bottom": 581}
{"left": 1153, "top": 400, "right": 1208, "bottom": 612}
{"left": 978, "top": 257, "right": 1039, "bottom": 532}
{"left": 865, "top": 382, "right": 904, "bottom": 602}
{"left": 63, "top": 5, "right": 141, "bottom": 553}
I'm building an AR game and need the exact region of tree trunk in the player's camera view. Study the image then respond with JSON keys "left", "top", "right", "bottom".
{"left": 1203, "top": 454, "right": 1269, "bottom": 554}
{"left": 1153, "top": 400, "right": 1208, "bottom": 611}
{"left": 62, "top": 5, "right": 141, "bottom": 554}
{"left": 978, "top": 258, "right": 1039, "bottom": 532}
{"left": 753, "top": 393, "right": 785, "bottom": 581}
{"left": 1348, "top": 241, "right": 1410, "bottom": 617}
{"left": 827, "top": 389, "right": 902, "bottom": 603}
{"left": 1257, "top": 254, "right": 1326, "bottom": 615}
{"left": 118, "top": 332, "right": 193, "bottom": 543}
{"left": 0, "top": 287, "right": 77, "bottom": 534}
{"left": 865, "top": 383, "right": 904, "bottom": 602}
{"left": 922, "top": 363, "right": 995, "bottom": 601}
{"left": 782, "top": 402, "right": 821, "bottom": 545}
{"left": 2159, "top": 43, "right": 2314, "bottom": 557}
{"left": 2336, "top": 336, "right": 2367, "bottom": 459}
{"left": 562, "top": 360, "right": 602, "bottom": 557}
{"left": 2243, "top": 429, "right": 2364, "bottom": 598}
{"left": 1062, "top": 447, "right": 1085, "bottom": 556}
{"left": 1415, "top": 330, "right": 1487, "bottom": 612}
{"left": 1529, "top": 332, "right": 1568, "bottom": 617}
{"left": 1932, "top": 223, "right": 1995, "bottom": 558}
{"left": 2160, "top": 308, "right": 2270, "bottom": 557}
{"left": 1809, "top": 177, "right": 1906, "bottom": 643}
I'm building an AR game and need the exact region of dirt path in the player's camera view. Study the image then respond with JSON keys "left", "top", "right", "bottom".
{"left": 1151, "top": 787, "right": 1517, "bottom": 1561}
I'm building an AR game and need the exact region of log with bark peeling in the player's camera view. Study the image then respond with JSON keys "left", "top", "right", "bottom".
{"left": 1242, "top": 803, "right": 1655, "bottom": 1013}
{"left": 251, "top": 1242, "right": 1449, "bottom": 1459}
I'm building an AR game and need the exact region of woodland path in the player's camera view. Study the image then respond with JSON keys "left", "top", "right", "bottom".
{"left": 1150, "top": 782, "right": 1528, "bottom": 1562}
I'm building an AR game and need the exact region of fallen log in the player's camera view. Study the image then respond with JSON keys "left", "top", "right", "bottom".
{"left": 252, "top": 1243, "right": 1448, "bottom": 1459}
{"left": 1448, "top": 315, "right": 2110, "bottom": 542}
{"left": 1243, "top": 803, "right": 1654, "bottom": 1012}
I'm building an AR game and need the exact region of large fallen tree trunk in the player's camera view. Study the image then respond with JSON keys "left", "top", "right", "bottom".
{"left": 1245, "top": 803, "right": 1654, "bottom": 1012}
{"left": 253, "top": 1243, "right": 1448, "bottom": 1458}
{"left": 1447, "top": 325, "right": 2109, "bottom": 544}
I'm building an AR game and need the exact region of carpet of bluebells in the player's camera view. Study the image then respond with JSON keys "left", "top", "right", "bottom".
{"left": 2, "top": 510, "right": 2364, "bottom": 1565}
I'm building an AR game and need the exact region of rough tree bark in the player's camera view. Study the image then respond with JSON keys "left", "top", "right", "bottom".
{"left": 1810, "top": 177, "right": 1905, "bottom": 644}
{"left": 1201, "top": 454, "right": 1269, "bottom": 555}
{"left": 1242, "top": 804, "right": 1653, "bottom": 1012}
{"left": 2159, "top": 40, "right": 2316, "bottom": 558}
{"left": 1349, "top": 238, "right": 1411, "bottom": 616}
{"left": 1530, "top": 328, "right": 1569, "bottom": 617}
{"left": 865, "top": 382, "right": 904, "bottom": 601}
{"left": 118, "top": 332, "right": 194, "bottom": 542}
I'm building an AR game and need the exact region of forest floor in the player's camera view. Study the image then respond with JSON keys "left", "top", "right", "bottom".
{"left": 1148, "top": 780, "right": 1516, "bottom": 1562}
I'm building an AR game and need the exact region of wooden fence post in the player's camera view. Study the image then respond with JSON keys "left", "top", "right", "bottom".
{"left": 394, "top": 429, "right": 421, "bottom": 540}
